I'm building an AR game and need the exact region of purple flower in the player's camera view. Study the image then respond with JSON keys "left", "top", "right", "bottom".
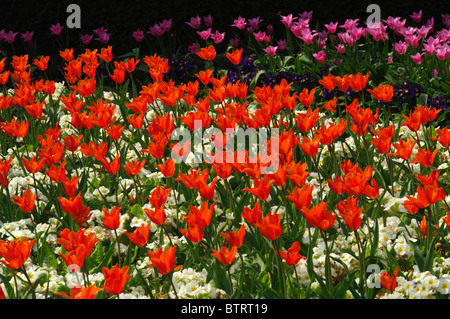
{"left": 133, "top": 29, "right": 145, "bottom": 42}
{"left": 263, "top": 45, "right": 277, "bottom": 56}
{"left": 4, "top": 30, "right": 18, "bottom": 44}
{"left": 409, "top": 10, "right": 422, "bottom": 23}
{"left": 312, "top": 50, "right": 325, "bottom": 63}
{"left": 203, "top": 15, "right": 213, "bottom": 28}
{"left": 230, "top": 38, "right": 240, "bottom": 49}
{"left": 95, "top": 31, "right": 110, "bottom": 44}
{"left": 186, "top": 16, "right": 201, "bottom": 29}
{"left": 188, "top": 43, "right": 199, "bottom": 54}
{"left": 442, "top": 14, "right": 450, "bottom": 26}
{"left": 210, "top": 30, "right": 225, "bottom": 44}
{"left": 160, "top": 19, "right": 173, "bottom": 32}
{"left": 280, "top": 14, "right": 297, "bottom": 28}
{"left": 196, "top": 28, "right": 211, "bottom": 40}
{"left": 231, "top": 16, "right": 247, "bottom": 30}
{"left": 21, "top": 31, "right": 33, "bottom": 43}
{"left": 324, "top": 22, "right": 338, "bottom": 33}
{"left": 299, "top": 11, "right": 313, "bottom": 22}
{"left": 410, "top": 53, "right": 423, "bottom": 64}
{"left": 247, "top": 17, "right": 263, "bottom": 32}
{"left": 276, "top": 39, "right": 288, "bottom": 51}
{"left": 50, "top": 23, "right": 64, "bottom": 35}
{"left": 148, "top": 24, "right": 165, "bottom": 36}
{"left": 80, "top": 34, "right": 93, "bottom": 46}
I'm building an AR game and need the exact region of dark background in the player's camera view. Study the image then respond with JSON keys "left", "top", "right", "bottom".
{"left": 0, "top": 0, "right": 446, "bottom": 57}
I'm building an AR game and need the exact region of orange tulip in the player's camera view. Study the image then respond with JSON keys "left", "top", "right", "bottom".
{"left": 285, "top": 184, "right": 314, "bottom": 211}
{"left": 124, "top": 224, "right": 150, "bottom": 247}
{"left": 243, "top": 175, "right": 274, "bottom": 200}
{"left": 298, "top": 88, "right": 316, "bottom": 107}
{"left": 295, "top": 107, "right": 320, "bottom": 133}
{"left": 241, "top": 202, "right": 262, "bottom": 225}
{"left": 149, "top": 185, "right": 171, "bottom": 209}
{"left": 219, "top": 224, "right": 246, "bottom": 248}
{"left": 102, "top": 264, "right": 132, "bottom": 295}
{"left": 124, "top": 159, "right": 146, "bottom": 177}
{"left": 32, "top": 55, "right": 49, "bottom": 71}
{"left": 336, "top": 196, "right": 362, "bottom": 230}
{"left": 275, "top": 241, "right": 306, "bottom": 266}
{"left": 46, "top": 162, "right": 67, "bottom": 183}
{"left": 56, "top": 284, "right": 102, "bottom": 299}
{"left": 0, "top": 238, "right": 36, "bottom": 270}
{"left": 103, "top": 206, "right": 122, "bottom": 230}
{"left": 12, "top": 189, "right": 37, "bottom": 213}
{"left": 148, "top": 245, "right": 178, "bottom": 275}
{"left": 60, "top": 244, "right": 90, "bottom": 269}
{"left": 211, "top": 246, "right": 237, "bottom": 265}
{"left": 97, "top": 45, "right": 113, "bottom": 62}
{"left": 367, "top": 83, "right": 393, "bottom": 102}
{"left": 420, "top": 216, "right": 427, "bottom": 237}
{"left": 436, "top": 127, "right": 450, "bottom": 148}
{"left": 156, "top": 158, "right": 176, "bottom": 177}
{"left": 0, "top": 156, "right": 12, "bottom": 188}
{"left": 196, "top": 46, "right": 216, "bottom": 61}
{"left": 255, "top": 212, "right": 282, "bottom": 241}
{"left": 379, "top": 267, "right": 398, "bottom": 291}
{"left": 59, "top": 48, "right": 74, "bottom": 62}
{"left": 144, "top": 206, "right": 167, "bottom": 225}
{"left": 226, "top": 48, "right": 243, "bottom": 65}
{"left": 411, "top": 148, "right": 438, "bottom": 167}
{"left": 442, "top": 212, "right": 450, "bottom": 229}
{"left": 318, "top": 74, "right": 336, "bottom": 91}
{"left": 184, "top": 201, "right": 215, "bottom": 229}
{"left": 371, "top": 125, "right": 395, "bottom": 154}
{"left": 57, "top": 228, "right": 99, "bottom": 255}
{"left": 347, "top": 72, "right": 369, "bottom": 91}
{"left": 179, "top": 221, "right": 204, "bottom": 243}
{"left": 387, "top": 137, "right": 417, "bottom": 160}
{"left": 57, "top": 193, "right": 93, "bottom": 225}
{"left": 300, "top": 202, "right": 336, "bottom": 231}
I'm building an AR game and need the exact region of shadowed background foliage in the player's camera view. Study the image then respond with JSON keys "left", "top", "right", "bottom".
{"left": 0, "top": 0, "right": 445, "bottom": 57}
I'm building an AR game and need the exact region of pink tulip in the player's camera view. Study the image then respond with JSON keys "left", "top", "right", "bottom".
{"left": 264, "top": 46, "right": 277, "bottom": 56}
{"left": 410, "top": 53, "right": 423, "bottom": 64}
{"left": 313, "top": 50, "right": 325, "bottom": 63}
{"left": 186, "top": 16, "right": 201, "bottom": 29}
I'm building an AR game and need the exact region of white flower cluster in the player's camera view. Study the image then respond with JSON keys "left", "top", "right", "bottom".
{"left": 170, "top": 267, "right": 228, "bottom": 299}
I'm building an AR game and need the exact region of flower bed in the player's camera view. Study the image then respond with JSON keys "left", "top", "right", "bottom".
{"left": 0, "top": 9, "right": 449, "bottom": 300}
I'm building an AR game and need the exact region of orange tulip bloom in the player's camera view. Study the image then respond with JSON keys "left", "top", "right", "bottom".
{"left": 195, "top": 69, "right": 213, "bottom": 85}
{"left": 56, "top": 284, "right": 102, "bottom": 299}
{"left": 59, "top": 48, "right": 74, "bottom": 62}
{"left": 226, "top": 48, "right": 243, "bottom": 65}
{"left": 417, "top": 169, "right": 440, "bottom": 187}
{"left": 124, "top": 159, "right": 146, "bottom": 177}
{"left": 243, "top": 175, "right": 274, "bottom": 200}
{"left": 127, "top": 113, "right": 145, "bottom": 129}
{"left": 285, "top": 184, "right": 314, "bottom": 211}
{"left": 241, "top": 202, "right": 262, "bottom": 225}
{"left": 57, "top": 228, "right": 99, "bottom": 255}
{"left": 71, "top": 78, "right": 96, "bottom": 98}
{"left": 0, "top": 118, "right": 29, "bottom": 138}
{"left": 401, "top": 110, "right": 422, "bottom": 132}
{"left": 46, "top": 162, "right": 67, "bottom": 183}
{"left": 12, "top": 189, "right": 37, "bottom": 213}
{"left": 60, "top": 244, "right": 90, "bottom": 269}
{"left": 300, "top": 202, "right": 336, "bottom": 231}
{"left": 33, "top": 55, "right": 50, "bottom": 71}
{"left": 148, "top": 245, "right": 178, "bottom": 275}
{"left": 21, "top": 156, "right": 43, "bottom": 175}
{"left": 255, "top": 212, "right": 282, "bottom": 241}
{"left": 100, "top": 154, "right": 121, "bottom": 175}
{"left": 103, "top": 206, "right": 122, "bottom": 230}
{"left": 347, "top": 72, "right": 369, "bottom": 91}
{"left": 323, "top": 97, "right": 337, "bottom": 112}
{"left": 387, "top": 137, "right": 417, "bottom": 160}
{"left": 298, "top": 88, "right": 316, "bottom": 107}
{"left": 420, "top": 216, "right": 428, "bottom": 237}
{"left": 57, "top": 193, "right": 93, "bottom": 225}
{"left": 184, "top": 201, "right": 215, "bottom": 229}
{"left": 197, "top": 177, "right": 218, "bottom": 200}
{"left": 219, "top": 224, "right": 246, "bottom": 248}
{"left": 436, "top": 127, "right": 450, "bottom": 148}
{"left": 295, "top": 107, "right": 320, "bottom": 133}
{"left": 149, "top": 185, "right": 171, "bottom": 209}
{"left": 276, "top": 241, "right": 306, "bottom": 266}
{"left": 196, "top": 46, "right": 216, "bottom": 61}
{"left": 442, "top": 212, "right": 450, "bottom": 229}
{"left": 211, "top": 246, "right": 237, "bottom": 265}
{"left": 314, "top": 119, "right": 347, "bottom": 146}
{"left": 124, "top": 224, "right": 150, "bottom": 247}
{"left": 106, "top": 123, "right": 125, "bottom": 141}
{"left": 367, "top": 83, "right": 393, "bottom": 102}
{"left": 298, "top": 135, "right": 321, "bottom": 157}
{"left": 102, "top": 264, "right": 132, "bottom": 295}
{"left": 371, "top": 125, "right": 395, "bottom": 154}
{"left": 411, "top": 148, "right": 438, "bottom": 167}
{"left": 97, "top": 46, "right": 113, "bottom": 62}
{"left": 336, "top": 196, "right": 362, "bottom": 230}
{"left": 379, "top": 267, "right": 398, "bottom": 291}
{"left": 62, "top": 134, "right": 83, "bottom": 152}
{"left": 179, "top": 221, "right": 204, "bottom": 243}
{"left": 156, "top": 158, "right": 176, "bottom": 178}
{"left": 318, "top": 74, "right": 336, "bottom": 91}
{"left": 285, "top": 161, "right": 310, "bottom": 187}
{"left": 24, "top": 101, "right": 44, "bottom": 119}
{"left": 144, "top": 206, "right": 167, "bottom": 225}
{"left": 0, "top": 238, "right": 36, "bottom": 270}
